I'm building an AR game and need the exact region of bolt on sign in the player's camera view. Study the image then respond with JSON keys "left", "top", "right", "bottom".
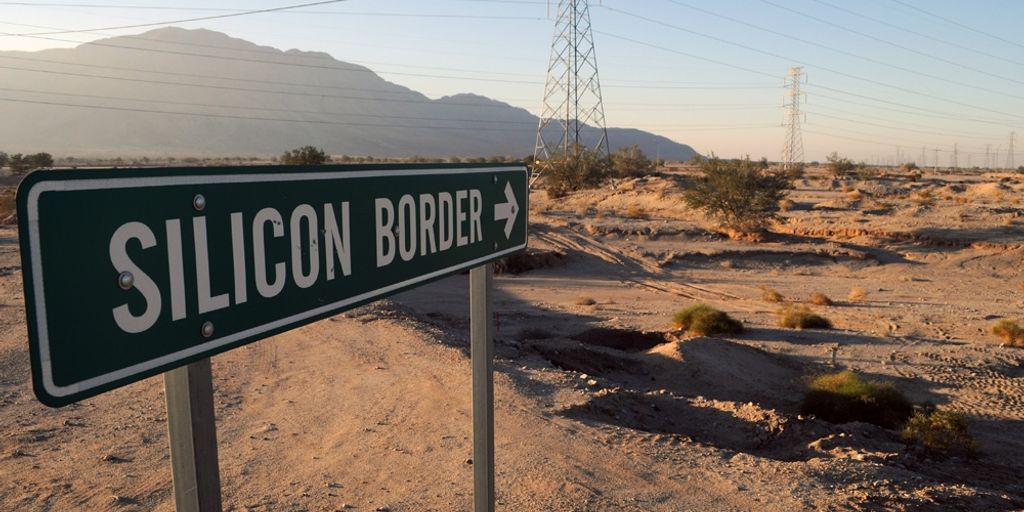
{"left": 18, "top": 164, "right": 527, "bottom": 407}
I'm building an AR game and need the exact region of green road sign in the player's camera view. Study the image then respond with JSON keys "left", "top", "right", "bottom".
{"left": 18, "top": 163, "right": 528, "bottom": 406}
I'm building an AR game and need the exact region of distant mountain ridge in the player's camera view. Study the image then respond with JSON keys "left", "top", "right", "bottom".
{"left": 0, "top": 27, "right": 698, "bottom": 160}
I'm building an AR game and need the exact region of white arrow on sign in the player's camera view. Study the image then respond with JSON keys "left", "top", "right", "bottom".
{"left": 493, "top": 181, "right": 519, "bottom": 239}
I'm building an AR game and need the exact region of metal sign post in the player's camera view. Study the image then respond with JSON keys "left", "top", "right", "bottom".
{"left": 470, "top": 263, "right": 495, "bottom": 512}
{"left": 164, "top": 358, "right": 222, "bottom": 512}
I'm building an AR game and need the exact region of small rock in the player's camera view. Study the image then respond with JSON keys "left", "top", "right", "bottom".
{"left": 586, "top": 379, "right": 599, "bottom": 388}
{"left": 465, "top": 458, "right": 473, "bottom": 465}
{"left": 376, "top": 507, "right": 390, "bottom": 512}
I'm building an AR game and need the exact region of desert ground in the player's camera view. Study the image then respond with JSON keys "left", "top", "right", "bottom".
{"left": 1, "top": 165, "right": 1024, "bottom": 510}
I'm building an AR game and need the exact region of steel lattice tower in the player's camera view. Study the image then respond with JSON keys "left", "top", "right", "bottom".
{"left": 781, "top": 67, "right": 805, "bottom": 170}
{"left": 533, "top": 0, "right": 610, "bottom": 184}
{"left": 1007, "top": 131, "right": 1016, "bottom": 169}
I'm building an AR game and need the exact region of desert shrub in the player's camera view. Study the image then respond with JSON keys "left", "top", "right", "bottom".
{"left": 910, "top": 189, "right": 935, "bottom": 207}
{"left": 846, "top": 190, "right": 863, "bottom": 201}
{"left": 801, "top": 371, "right": 913, "bottom": 429}
{"left": 625, "top": 205, "right": 647, "bottom": 219}
{"left": 848, "top": 287, "right": 868, "bottom": 302}
{"left": 0, "top": 187, "right": 15, "bottom": 221}
{"left": 780, "top": 163, "right": 805, "bottom": 181}
{"left": 777, "top": 198, "right": 795, "bottom": 212}
{"left": 671, "top": 304, "right": 743, "bottom": 336}
{"left": 541, "top": 145, "right": 610, "bottom": 198}
{"left": 683, "top": 156, "right": 790, "bottom": 233}
{"left": 826, "top": 152, "right": 856, "bottom": 178}
{"left": 902, "top": 408, "right": 976, "bottom": 458}
{"left": 7, "top": 152, "right": 53, "bottom": 174}
{"left": 610, "top": 144, "right": 654, "bottom": 178}
{"left": 758, "top": 285, "right": 784, "bottom": 303}
{"left": 901, "top": 162, "right": 919, "bottom": 172}
{"left": 281, "top": 145, "right": 328, "bottom": 165}
{"left": 575, "top": 296, "right": 597, "bottom": 306}
{"left": 808, "top": 292, "right": 833, "bottom": 306}
{"left": 992, "top": 319, "right": 1024, "bottom": 346}
{"left": 777, "top": 303, "right": 832, "bottom": 329}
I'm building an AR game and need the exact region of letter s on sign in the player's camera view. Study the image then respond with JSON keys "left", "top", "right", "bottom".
{"left": 110, "top": 222, "right": 162, "bottom": 334}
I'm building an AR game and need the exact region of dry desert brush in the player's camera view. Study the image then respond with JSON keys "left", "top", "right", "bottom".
{"left": 991, "top": 319, "right": 1024, "bottom": 347}
{"left": 672, "top": 304, "right": 743, "bottom": 336}
{"left": 801, "top": 371, "right": 913, "bottom": 429}
{"left": 808, "top": 292, "right": 833, "bottom": 306}
{"left": 777, "top": 303, "right": 832, "bottom": 329}
{"left": 902, "top": 408, "right": 976, "bottom": 458}
{"left": 683, "top": 156, "right": 790, "bottom": 233}
{"left": 758, "top": 285, "right": 784, "bottom": 303}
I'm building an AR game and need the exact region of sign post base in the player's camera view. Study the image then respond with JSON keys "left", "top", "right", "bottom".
{"left": 164, "top": 358, "right": 223, "bottom": 512}
{"left": 470, "top": 264, "right": 495, "bottom": 512}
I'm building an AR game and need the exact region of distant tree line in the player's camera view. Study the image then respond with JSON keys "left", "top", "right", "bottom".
{"left": 0, "top": 151, "right": 53, "bottom": 174}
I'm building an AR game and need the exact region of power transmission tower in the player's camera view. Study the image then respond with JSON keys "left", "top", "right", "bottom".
{"left": 1007, "top": 131, "right": 1016, "bottom": 169}
{"left": 533, "top": 0, "right": 610, "bottom": 186}
{"left": 933, "top": 148, "right": 939, "bottom": 172}
{"left": 985, "top": 144, "right": 991, "bottom": 169}
{"left": 951, "top": 143, "right": 959, "bottom": 171}
{"left": 920, "top": 146, "right": 926, "bottom": 167}
{"left": 781, "top": 67, "right": 805, "bottom": 171}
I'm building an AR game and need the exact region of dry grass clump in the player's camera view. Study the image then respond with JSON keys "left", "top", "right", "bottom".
{"left": 808, "top": 292, "right": 833, "bottom": 306}
{"left": 625, "top": 205, "right": 648, "bottom": 219}
{"left": 758, "top": 285, "right": 784, "bottom": 303}
{"left": 846, "top": 190, "right": 863, "bottom": 201}
{"left": 910, "top": 189, "right": 935, "bottom": 207}
{"left": 902, "top": 408, "right": 976, "bottom": 458}
{"left": 574, "top": 296, "right": 597, "bottom": 306}
{"left": 848, "top": 287, "right": 868, "bottom": 302}
{"left": 777, "top": 198, "right": 795, "bottom": 212}
{"left": 777, "top": 303, "right": 832, "bottom": 330}
{"left": 801, "top": 371, "right": 913, "bottom": 429}
{"left": 672, "top": 304, "right": 743, "bottom": 336}
{"left": 955, "top": 195, "right": 969, "bottom": 205}
{"left": 0, "top": 188, "right": 15, "bottom": 222}
{"left": 991, "top": 319, "right": 1024, "bottom": 347}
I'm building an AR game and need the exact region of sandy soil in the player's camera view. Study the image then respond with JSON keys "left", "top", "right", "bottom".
{"left": 1, "top": 166, "right": 1024, "bottom": 510}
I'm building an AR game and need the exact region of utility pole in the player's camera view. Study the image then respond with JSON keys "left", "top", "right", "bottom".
{"left": 1008, "top": 131, "right": 1016, "bottom": 170}
{"left": 781, "top": 66, "right": 805, "bottom": 171}
{"left": 951, "top": 143, "right": 959, "bottom": 171}
{"left": 533, "top": 0, "right": 610, "bottom": 186}
{"left": 933, "top": 148, "right": 939, "bottom": 172}
{"left": 920, "top": 146, "right": 926, "bottom": 167}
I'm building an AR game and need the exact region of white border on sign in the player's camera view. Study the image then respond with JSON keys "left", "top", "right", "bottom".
{"left": 26, "top": 166, "right": 527, "bottom": 399}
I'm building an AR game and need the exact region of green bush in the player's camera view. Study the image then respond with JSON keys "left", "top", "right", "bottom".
{"left": 902, "top": 408, "right": 976, "bottom": 458}
{"left": 683, "top": 156, "right": 790, "bottom": 233}
{"left": 826, "top": 152, "right": 856, "bottom": 178}
{"left": 777, "top": 303, "right": 832, "bottom": 329}
{"left": 801, "top": 371, "right": 913, "bottom": 429}
{"left": 672, "top": 304, "right": 743, "bottom": 336}
{"left": 992, "top": 319, "right": 1024, "bottom": 347}
{"left": 540, "top": 145, "right": 610, "bottom": 198}
{"left": 610, "top": 144, "right": 654, "bottom": 178}
{"left": 281, "top": 145, "right": 329, "bottom": 165}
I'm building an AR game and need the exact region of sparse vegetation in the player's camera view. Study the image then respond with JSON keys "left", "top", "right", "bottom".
{"left": 826, "top": 152, "right": 856, "bottom": 178}
{"left": 671, "top": 304, "right": 743, "bottom": 336}
{"left": 625, "top": 205, "right": 647, "bottom": 219}
{"left": 801, "top": 371, "right": 913, "bottom": 429}
{"left": 540, "top": 145, "right": 610, "bottom": 198}
{"left": 610, "top": 144, "right": 654, "bottom": 178}
{"left": 808, "top": 293, "right": 833, "bottom": 306}
{"left": 0, "top": 151, "right": 8, "bottom": 169}
{"left": 848, "top": 287, "right": 868, "bottom": 302}
{"left": 991, "top": 319, "right": 1024, "bottom": 347}
{"left": 0, "top": 187, "right": 15, "bottom": 222}
{"left": 7, "top": 152, "right": 53, "bottom": 174}
{"left": 281, "top": 145, "right": 329, "bottom": 165}
{"left": 777, "top": 198, "right": 795, "bottom": 212}
{"left": 777, "top": 303, "right": 832, "bottom": 329}
{"left": 682, "top": 156, "right": 790, "bottom": 233}
{"left": 575, "top": 296, "right": 597, "bottom": 306}
{"left": 759, "top": 285, "right": 784, "bottom": 303}
{"left": 902, "top": 408, "right": 976, "bottom": 458}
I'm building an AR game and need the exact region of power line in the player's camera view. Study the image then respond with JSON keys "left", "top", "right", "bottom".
{"left": 757, "top": 0, "right": 1024, "bottom": 88}
{"left": 1, "top": 0, "right": 351, "bottom": 37}
{"left": 599, "top": 5, "right": 1024, "bottom": 120}
{"left": 886, "top": 0, "right": 1024, "bottom": 52}
{"left": 807, "top": 0, "right": 1024, "bottom": 69}
{"left": 664, "top": 0, "right": 1024, "bottom": 96}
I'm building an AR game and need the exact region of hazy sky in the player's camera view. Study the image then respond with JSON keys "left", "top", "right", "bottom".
{"left": 1, "top": 0, "right": 1023, "bottom": 163}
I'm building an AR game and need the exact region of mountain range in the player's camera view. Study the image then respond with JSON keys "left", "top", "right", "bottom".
{"left": 0, "top": 27, "right": 698, "bottom": 160}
